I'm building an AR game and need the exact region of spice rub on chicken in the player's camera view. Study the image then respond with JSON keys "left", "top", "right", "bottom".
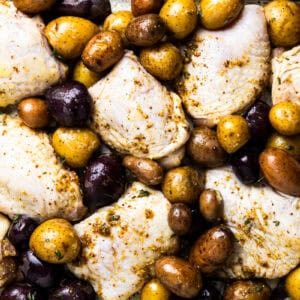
{"left": 68, "top": 182, "right": 178, "bottom": 300}
{"left": 89, "top": 51, "right": 190, "bottom": 159}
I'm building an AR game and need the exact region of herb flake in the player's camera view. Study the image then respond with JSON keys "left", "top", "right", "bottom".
{"left": 138, "top": 190, "right": 150, "bottom": 197}
{"left": 27, "top": 291, "right": 36, "bottom": 300}
{"left": 247, "top": 285, "right": 264, "bottom": 294}
{"left": 55, "top": 250, "right": 64, "bottom": 260}
{"left": 273, "top": 220, "right": 280, "bottom": 226}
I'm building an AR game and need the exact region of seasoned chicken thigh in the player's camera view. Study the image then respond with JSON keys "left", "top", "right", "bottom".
{"left": 110, "top": 0, "right": 131, "bottom": 12}
{"left": 0, "top": 115, "right": 86, "bottom": 221}
{"left": 272, "top": 46, "right": 300, "bottom": 105}
{"left": 205, "top": 167, "right": 300, "bottom": 279}
{"left": 68, "top": 182, "right": 178, "bottom": 300}
{"left": 177, "top": 5, "right": 270, "bottom": 126}
{"left": 0, "top": 1, "right": 66, "bottom": 107}
{"left": 89, "top": 51, "right": 190, "bottom": 159}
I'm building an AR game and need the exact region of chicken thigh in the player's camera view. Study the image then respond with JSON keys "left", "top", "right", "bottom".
{"left": 272, "top": 46, "right": 300, "bottom": 105}
{"left": 110, "top": 0, "right": 131, "bottom": 12}
{"left": 0, "top": 1, "right": 67, "bottom": 107}
{"left": 0, "top": 115, "right": 86, "bottom": 221}
{"left": 177, "top": 5, "right": 270, "bottom": 126}
{"left": 89, "top": 51, "right": 190, "bottom": 159}
{"left": 205, "top": 167, "right": 300, "bottom": 279}
{"left": 68, "top": 182, "right": 178, "bottom": 300}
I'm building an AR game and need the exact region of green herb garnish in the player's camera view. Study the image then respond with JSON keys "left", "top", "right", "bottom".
{"left": 138, "top": 190, "right": 150, "bottom": 197}
{"left": 55, "top": 250, "right": 63, "bottom": 260}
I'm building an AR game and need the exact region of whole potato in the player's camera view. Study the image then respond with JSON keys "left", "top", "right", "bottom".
{"left": 72, "top": 60, "right": 102, "bottom": 88}
{"left": 187, "top": 127, "right": 227, "bottom": 168}
{"left": 103, "top": 11, "right": 133, "bottom": 45}
{"left": 224, "top": 281, "right": 271, "bottom": 300}
{"left": 155, "top": 256, "right": 202, "bottom": 298}
{"left": 269, "top": 101, "right": 300, "bottom": 136}
{"left": 132, "top": 0, "right": 163, "bottom": 16}
{"left": 125, "top": 14, "right": 166, "bottom": 47}
{"left": 168, "top": 203, "right": 192, "bottom": 235}
{"left": 259, "top": 148, "right": 300, "bottom": 196}
{"left": 29, "top": 218, "right": 81, "bottom": 264}
{"left": 159, "top": 0, "right": 198, "bottom": 40}
{"left": 13, "top": 0, "right": 56, "bottom": 14}
{"left": 217, "top": 115, "right": 250, "bottom": 154}
{"left": 141, "top": 279, "right": 171, "bottom": 300}
{"left": 199, "top": 189, "right": 223, "bottom": 223}
{"left": 52, "top": 127, "right": 101, "bottom": 168}
{"left": 123, "top": 156, "right": 163, "bottom": 186}
{"left": 45, "top": 16, "right": 99, "bottom": 59}
{"left": 82, "top": 30, "right": 124, "bottom": 73}
{"left": 18, "top": 98, "right": 50, "bottom": 129}
{"left": 266, "top": 133, "right": 300, "bottom": 160}
{"left": 199, "top": 0, "right": 244, "bottom": 30}
{"left": 264, "top": 0, "right": 300, "bottom": 47}
{"left": 139, "top": 42, "right": 183, "bottom": 81}
{"left": 162, "top": 166, "right": 205, "bottom": 205}
{"left": 285, "top": 267, "right": 300, "bottom": 300}
{"left": 189, "top": 225, "right": 234, "bottom": 273}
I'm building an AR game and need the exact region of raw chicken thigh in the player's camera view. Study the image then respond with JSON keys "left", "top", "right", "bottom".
{"left": 89, "top": 51, "right": 190, "bottom": 159}
{"left": 272, "top": 46, "right": 300, "bottom": 105}
{"left": 0, "top": 1, "right": 66, "bottom": 107}
{"left": 0, "top": 115, "right": 86, "bottom": 221}
{"left": 205, "top": 167, "right": 300, "bottom": 279}
{"left": 177, "top": 5, "right": 270, "bottom": 126}
{"left": 68, "top": 182, "right": 178, "bottom": 300}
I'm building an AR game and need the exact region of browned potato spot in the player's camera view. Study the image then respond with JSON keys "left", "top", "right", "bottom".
{"left": 131, "top": 0, "right": 163, "bottom": 16}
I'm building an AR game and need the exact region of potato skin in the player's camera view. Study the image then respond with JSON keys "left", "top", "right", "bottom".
{"left": 159, "top": 0, "right": 198, "bottom": 40}
{"left": 269, "top": 101, "right": 300, "bottom": 136}
{"left": 199, "top": 189, "right": 223, "bottom": 223}
{"left": 141, "top": 279, "right": 171, "bottom": 300}
{"left": 224, "top": 281, "right": 271, "bottom": 300}
{"left": 18, "top": 98, "right": 49, "bottom": 129}
{"left": 264, "top": 0, "right": 300, "bottom": 47}
{"left": 259, "top": 148, "right": 300, "bottom": 196}
{"left": 29, "top": 218, "right": 81, "bottom": 264}
{"left": 139, "top": 42, "right": 183, "bottom": 80}
{"left": 13, "top": 0, "right": 56, "bottom": 13}
{"left": 52, "top": 127, "right": 101, "bottom": 168}
{"left": 73, "top": 60, "right": 102, "bottom": 88}
{"left": 82, "top": 30, "right": 124, "bottom": 73}
{"left": 168, "top": 203, "right": 192, "bottom": 236}
{"left": 189, "top": 225, "right": 234, "bottom": 273}
{"left": 45, "top": 17, "right": 99, "bottom": 59}
{"left": 155, "top": 256, "right": 202, "bottom": 298}
{"left": 162, "top": 166, "right": 205, "bottom": 205}
{"left": 217, "top": 115, "right": 250, "bottom": 154}
{"left": 123, "top": 156, "right": 163, "bottom": 186}
{"left": 131, "top": 0, "right": 163, "bottom": 16}
{"left": 187, "top": 127, "right": 227, "bottom": 168}
{"left": 125, "top": 14, "right": 166, "bottom": 47}
{"left": 199, "top": 0, "right": 244, "bottom": 30}
{"left": 285, "top": 267, "right": 300, "bottom": 300}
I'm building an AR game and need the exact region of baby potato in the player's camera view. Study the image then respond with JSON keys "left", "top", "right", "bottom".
{"left": 162, "top": 166, "right": 205, "bottom": 205}
{"left": 103, "top": 11, "right": 133, "bottom": 45}
{"left": 155, "top": 256, "right": 202, "bottom": 298}
{"left": 132, "top": 0, "right": 164, "bottom": 16}
{"left": 259, "top": 148, "right": 300, "bottom": 196}
{"left": 72, "top": 60, "right": 102, "bottom": 88}
{"left": 264, "top": 0, "right": 300, "bottom": 47}
{"left": 13, "top": 0, "right": 56, "bottom": 14}
{"left": 52, "top": 127, "right": 101, "bottom": 168}
{"left": 286, "top": 267, "right": 300, "bottom": 300}
{"left": 199, "top": 189, "right": 223, "bottom": 223}
{"left": 123, "top": 156, "right": 163, "bottom": 186}
{"left": 159, "top": 0, "right": 198, "bottom": 40}
{"left": 217, "top": 115, "right": 250, "bottom": 154}
{"left": 224, "top": 280, "right": 271, "bottom": 300}
{"left": 141, "top": 279, "right": 171, "bottom": 300}
{"left": 199, "top": 0, "right": 244, "bottom": 30}
{"left": 189, "top": 225, "right": 234, "bottom": 273}
{"left": 82, "top": 30, "right": 124, "bottom": 73}
{"left": 18, "top": 98, "right": 50, "bottom": 129}
{"left": 139, "top": 42, "right": 183, "bottom": 80}
{"left": 187, "top": 126, "right": 227, "bottom": 168}
{"left": 29, "top": 218, "right": 81, "bottom": 264}
{"left": 266, "top": 133, "right": 300, "bottom": 160}
{"left": 269, "top": 101, "right": 300, "bottom": 136}
{"left": 125, "top": 14, "right": 166, "bottom": 47}
{"left": 45, "top": 17, "right": 99, "bottom": 60}
{"left": 168, "top": 203, "right": 192, "bottom": 236}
